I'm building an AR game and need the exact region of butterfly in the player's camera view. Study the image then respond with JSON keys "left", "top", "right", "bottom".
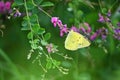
{"left": 65, "top": 30, "right": 90, "bottom": 50}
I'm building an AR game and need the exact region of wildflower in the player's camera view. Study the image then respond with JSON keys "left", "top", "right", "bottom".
{"left": 101, "top": 34, "right": 107, "bottom": 40}
{"left": 107, "top": 10, "right": 111, "bottom": 17}
{"left": 90, "top": 33, "right": 98, "bottom": 41}
{"left": 79, "top": 22, "right": 92, "bottom": 36}
{"left": 60, "top": 24, "right": 68, "bottom": 37}
{"left": 70, "top": 26, "right": 79, "bottom": 32}
{"left": 98, "top": 27, "right": 108, "bottom": 40}
{"left": 117, "top": 22, "right": 120, "bottom": 27}
{"left": 14, "top": 10, "right": 21, "bottom": 17}
{"left": 84, "top": 22, "right": 91, "bottom": 33}
{"left": 101, "top": 28, "right": 108, "bottom": 40}
{"left": 51, "top": 17, "right": 68, "bottom": 36}
{"left": 46, "top": 43, "right": 53, "bottom": 53}
{"left": 57, "top": 20, "right": 63, "bottom": 28}
{"left": 80, "top": 27, "right": 86, "bottom": 33}
{"left": 0, "top": 1, "right": 5, "bottom": 13}
{"left": 51, "top": 17, "right": 59, "bottom": 27}
{"left": 105, "top": 17, "right": 111, "bottom": 22}
{"left": 46, "top": 43, "right": 58, "bottom": 53}
{"left": 0, "top": 1, "right": 11, "bottom": 14}
{"left": 90, "top": 27, "right": 108, "bottom": 41}
{"left": 114, "top": 28, "right": 120, "bottom": 40}
{"left": 98, "top": 13, "right": 105, "bottom": 23}
{"left": 5, "top": 2, "right": 11, "bottom": 10}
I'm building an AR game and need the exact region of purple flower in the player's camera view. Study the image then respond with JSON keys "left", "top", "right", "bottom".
{"left": 51, "top": 17, "right": 69, "bottom": 37}
{"left": 98, "top": 13, "right": 105, "bottom": 23}
{"left": 98, "top": 27, "right": 108, "bottom": 40}
{"left": 90, "top": 33, "right": 98, "bottom": 41}
{"left": 14, "top": 10, "right": 21, "bottom": 17}
{"left": 114, "top": 28, "right": 120, "bottom": 40}
{"left": 101, "top": 34, "right": 107, "bottom": 40}
{"left": 84, "top": 22, "right": 91, "bottom": 33}
{"left": 46, "top": 43, "right": 58, "bottom": 53}
{"left": 60, "top": 24, "right": 68, "bottom": 37}
{"left": 5, "top": 2, "right": 11, "bottom": 10}
{"left": 0, "top": 1, "right": 5, "bottom": 13}
{"left": 107, "top": 10, "right": 111, "bottom": 17}
{"left": 0, "top": 1, "right": 11, "bottom": 14}
{"left": 117, "top": 22, "right": 120, "bottom": 27}
{"left": 51, "top": 17, "right": 59, "bottom": 27}
{"left": 90, "top": 27, "right": 108, "bottom": 41}
{"left": 57, "top": 20, "right": 63, "bottom": 28}
{"left": 80, "top": 27, "right": 86, "bottom": 33}
{"left": 105, "top": 17, "right": 111, "bottom": 22}
{"left": 70, "top": 26, "right": 79, "bottom": 32}
{"left": 46, "top": 43, "right": 53, "bottom": 53}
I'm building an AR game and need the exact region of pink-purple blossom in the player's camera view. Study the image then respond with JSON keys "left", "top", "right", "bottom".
{"left": 51, "top": 17, "right": 59, "bottom": 27}
{"left": 117, "top": 22, "right": 120, "bottom": 27}
{"left": 70, "top": 26, "right": 79, "bottom": 32}
{"left": 60, "top": 24, "right": 68, "bottom": 37}
{"left": 80, "top": 27, "right": 86, "bottom": 33}
{"left": 114, "top": 28, "right": 120, "bottom": 40}
{"left": 98, "top": 13, "right": 105, "bottom": 23}
{"left": 90, "top": 33, "right": 98, "bottom": 41}
{"left": 14, "top": 10, "right": 22, "bottom": 17}
{"left": 0, "top": 1, "right": 11, "bottom": 14}
{"left": 84, "top": 22, "right": 92, "bottom": 33}
{"left": 0, "top": 1, "right": 5, "bottom": 13}
{"left": 5, "top": 2, "right": 11, "bottom": 10}
{"left": 46, "top": 43, "right": 58, "bottom": 53}
{"left": 107, "top": 10, "right": 111, "bottom": 17}
{"left": 46, "top": 43, "right": 53, "bottom": 53}
{"left": 51, "top": 17, "right": 68, "bottom": 36}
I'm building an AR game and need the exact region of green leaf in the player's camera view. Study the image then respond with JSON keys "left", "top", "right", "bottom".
{"left": 27, "top": 1, "right": 34, "bottom": 10}
{"left": 30, "top": 14, "right": 38, "bottom": 23}
{"left": 46, "top": 58, "right": 52, "bottom": 69}
{"left": 41, "top": 40, "right": 48, "bottom": 46}
{"left": 33, "top": 0, "right": 43, "bottom": 5}
{"left": 32, "top": 24, "right": 40, "bottom": 34}
{"left": 102, "top": 8, "right": 107, "bottom": 14}
{"left": 21, "top": 20, "right": 28, "bottom": 27}
{"left": 21, "top": 17, "right": 31, "bottom": 30}
{"left": 27, "top": 32, "right": 33, "bottom": 39}
{"left": 21, "top": 26, "right": 30, "bottom": 30}
{"left": 33, "top": 39, "right": 39, "bottom": 44}
{"left": 31, "top": 43, "right": 38, "bottom": 49}
{"left": 77, "top": 10, "right": 83, "bottom": 17}
{"left": 14, "top": 0, "right": 24, "bottom": 5}
{"left": 41, "top": 2, "right": 54, "bottom": 7}
{"left": 53, "top": 60, "right": 61, "bottom": 66}
{"left": 44, "top": 33, "right": 51, "bottom": 41}
{"left": 12, "top": 3, "right": 18, "bottom": 7}
{"left": 38, "top": 28, "right": 45, "bottom": 35}
{"left": 96, "top": 39, "right": 102, "bottom": 43}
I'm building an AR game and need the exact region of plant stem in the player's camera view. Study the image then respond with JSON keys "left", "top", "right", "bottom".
{"left": 24, "top": 0, "right": 34, "bottom": 44}
{"left": 32, "top": 0, "right": 52, "bottom": 18}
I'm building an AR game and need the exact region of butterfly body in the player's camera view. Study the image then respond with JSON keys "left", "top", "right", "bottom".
{"left": 65, "top": 30, "right": 90, "bottom": 50}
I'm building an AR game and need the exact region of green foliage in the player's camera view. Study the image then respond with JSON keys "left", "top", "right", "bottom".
{"left": 14, "top": 0, "right": 24, "bottom": 5}
{"left": 44, "top": 33, "right": 51, "bottom": 41}
{"left": 41, "top": 2, "right": 54, "bottom": 7}
{"left": 1, "top": 0, "right": 120, "bottom": 80}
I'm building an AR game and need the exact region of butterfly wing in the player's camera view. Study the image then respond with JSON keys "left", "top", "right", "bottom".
{"left": 65, "top": 30, "right": 81, "bottom": 50}
{"left": 65, "top": 30, "right": 90, "bottom": 50}
{"left": 77, "top": 34, "right": 91, "bottom": 48}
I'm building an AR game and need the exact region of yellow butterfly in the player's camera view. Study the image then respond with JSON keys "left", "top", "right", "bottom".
{"left": 65, "top": 30, "right": 90, "bottom": 50}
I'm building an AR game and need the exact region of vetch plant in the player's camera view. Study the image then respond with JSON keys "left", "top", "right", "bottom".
{"left": 1, "top": 0, "right": 120, "bottom": 79}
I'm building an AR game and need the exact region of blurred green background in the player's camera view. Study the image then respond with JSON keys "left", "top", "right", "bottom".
{"left": 0, "top": 0, "right": 120, "bottom": 80}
